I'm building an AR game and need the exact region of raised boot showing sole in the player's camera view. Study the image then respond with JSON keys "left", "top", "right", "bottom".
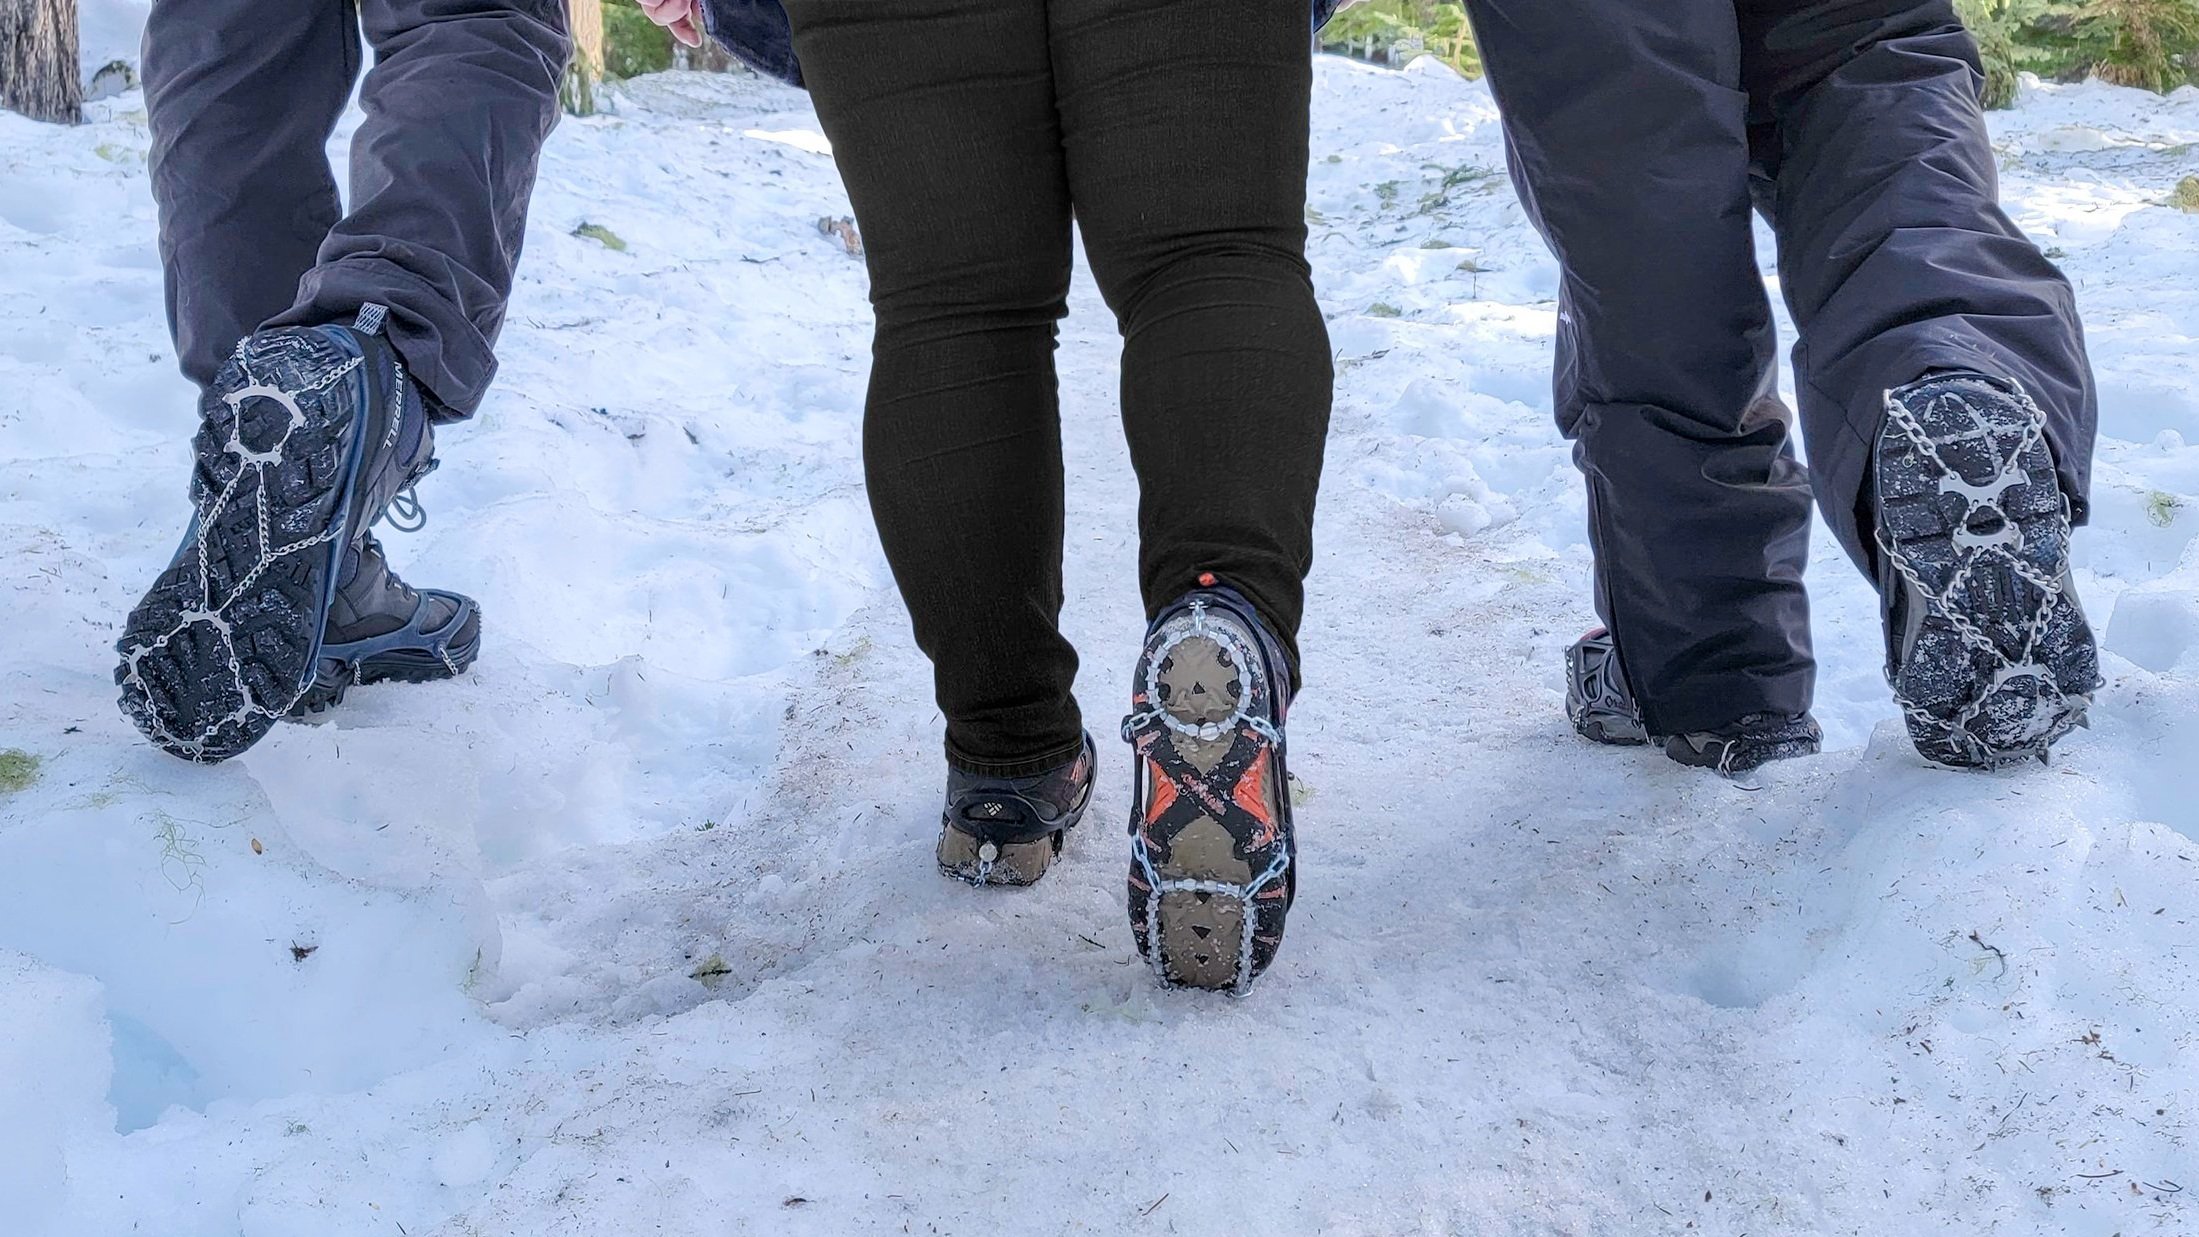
{"left": 1875, "top": 374, "right": 2101, "bottom": 768}
{"left": 116, "top": 310, "right": 433, "bottom": 761}
{"left": 1124, "top": 585, "right": 1294, "bottom": 993}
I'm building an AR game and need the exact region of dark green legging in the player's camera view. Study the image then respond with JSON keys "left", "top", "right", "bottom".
{"left": 783, "top": 0, "right": 1334, "bottom": 775}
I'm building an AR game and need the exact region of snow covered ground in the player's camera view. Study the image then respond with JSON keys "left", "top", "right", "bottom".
{"left": 4, "top": 50, "right": 2199, "bottom": 1237}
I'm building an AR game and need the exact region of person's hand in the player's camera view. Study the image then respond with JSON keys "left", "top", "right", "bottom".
{"left": 637, "top": 0, "right": 705, "bottom": 49}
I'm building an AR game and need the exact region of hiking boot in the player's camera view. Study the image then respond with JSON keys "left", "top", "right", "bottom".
{"left": 1123, "top": 582, "right": 1294, "bottom": 993}
{"left": 1566, "top": 629, "right": 1822, "bottom": 775}
{"left": 1565, "top": 626, "right": 1650, "bottom": 745}
{"left": 936, "top": 734, "right": 1097, "bottom": 887}
{"left": 116, "top": 308, "right": 441, "bottom": 761}
{"left": 1875, "top": 373, "right": 2101, "bottom": 768}
{"left": 290, "top": 533, "right": 482, "bottom": 716}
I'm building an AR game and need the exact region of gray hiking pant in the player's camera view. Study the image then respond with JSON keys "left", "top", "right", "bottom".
{"left": 1462, "top": 0, "right": 2096, "bottom": 734}
{"left": 142, "top": 0, "right": 569, "bottom": 419}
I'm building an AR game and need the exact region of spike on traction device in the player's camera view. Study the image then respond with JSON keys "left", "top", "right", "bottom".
{"left": 1873, "top": 373, "right": 2102, "bottom": 769}
{"left": 1122, "top": 586, "right": 1295, "bottom": 994}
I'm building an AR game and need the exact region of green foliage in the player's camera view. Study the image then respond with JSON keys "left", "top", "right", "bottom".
{"left": 1416, "top": 161, "right": 1499, "bottom": 213}
{"left": 1959, "top": 0, "right": 2042, "bottom": 107}
{"left": 0, "top": 749, "right": 37, "bottom": 794}
{"left": 605, "top": 0, "right": 677, "bottom": 80}
{"left": 1959, "top": 0, "right": 2199, "bottom": 106}
{"left": 1959, "top": 0, "right": 2099, "bottom": 106}
{"left": 1321, "top": 1, "right": 1482, "bottom": 80}
{"left": 2071, "top": 0, "right": 2199, "bottom": 92}
{"left": 1321, "top": 1, "right": 2197, "bottom": 106}
{"left": 573, "top": 222, "right": 629, "bottom": 251}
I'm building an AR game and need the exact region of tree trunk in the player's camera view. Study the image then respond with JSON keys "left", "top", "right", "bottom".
{"left": 560, "top": 0, "right": 603, "bottom": 115}
{"left": 0, "top": 0, "right": 82, "bottom": 124}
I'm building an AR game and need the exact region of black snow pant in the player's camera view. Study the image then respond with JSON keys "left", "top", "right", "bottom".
{"left": 1462, "top": 0, "right": 2096, "bottom": 735}
{"left": 781, "top": 0, "right": 1333, "bottom": 775}
{"left": 141, "top": 0, "right": 569, "bottom": 420}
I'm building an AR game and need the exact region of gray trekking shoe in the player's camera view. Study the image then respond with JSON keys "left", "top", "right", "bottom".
{"left": 116, "top": 309, "right": 447, "bottom": 761}
{"left": 1566, "top": 629, "right": 1822, "bottom": 775}
{"left": 1875, "top": 373, "right": 2101, "bottom": 768}
{"left": 936, "top": 734, "right": 1097, "bottom": 887}
{"left": 1124, "top": 583, "right": 1295, "bottom": 993}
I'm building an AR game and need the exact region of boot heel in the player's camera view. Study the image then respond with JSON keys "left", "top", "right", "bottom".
{"left": 936, "top": 825, "right": 1064, "bottom": 887}
{"left": 1154, "top": 886, "right": 1249, "bottom": 990}
{"left": 933, "top": 734, "right": 1096, "bottom": 888}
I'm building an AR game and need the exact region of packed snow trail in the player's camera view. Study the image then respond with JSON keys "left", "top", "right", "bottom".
{"left": 5, "top": 59, "right": 2199, "bottom": 1236}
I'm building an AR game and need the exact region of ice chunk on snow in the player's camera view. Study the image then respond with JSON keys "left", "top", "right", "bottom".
{"left": 2108, "top": 561, "right": 2199, "bottom": 673}
{"left": 0, "top": 953, "right": 111, "bottom": 1232}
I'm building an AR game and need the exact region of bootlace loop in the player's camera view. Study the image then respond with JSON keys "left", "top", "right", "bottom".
{"left": 381, "top": 459, "right": 440, "bottom": 534}
{"left": 385, "top": 487, "right": 428, "bottom": 533}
